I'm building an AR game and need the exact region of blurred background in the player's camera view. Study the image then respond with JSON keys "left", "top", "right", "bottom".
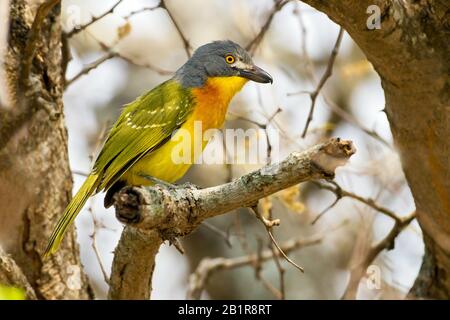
{"left": 61, "top": 0, "right": 422, "bottom": 299}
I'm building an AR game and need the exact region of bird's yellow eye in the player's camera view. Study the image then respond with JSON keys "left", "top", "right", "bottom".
{"left": 225, "top": 55, "right": 235, "bottom": 64}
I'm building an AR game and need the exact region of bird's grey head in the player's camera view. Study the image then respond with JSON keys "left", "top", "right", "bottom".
{"left": 175, "top": 40, "right": 273, "bottom": 87}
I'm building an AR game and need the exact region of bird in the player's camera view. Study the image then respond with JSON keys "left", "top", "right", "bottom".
{"left": 44, "top": 40, "right": 273, "bottom": 257}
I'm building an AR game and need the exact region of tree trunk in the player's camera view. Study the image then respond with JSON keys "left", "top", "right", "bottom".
{"left": 300, "top": 0, "right": 449, "bottom": 298}
{"left": 0, "top": 0, "right": 91, "bottom": 299}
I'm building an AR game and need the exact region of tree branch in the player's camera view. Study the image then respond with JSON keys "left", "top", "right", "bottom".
{"left": 246, "top": 0, "right": 293, "bottom": 55}
{"left": 342, "top": 212, "right": 416, "bottom": 299}
{"left": 65, "top": 34, "right": 173, "bottom": 89}
{"left": 67, "top": 0, "right": 124, "bottom": 38}
{"left": 108, "top": 137, "right": 356, "bottom": 299}
{"left": 160, "top": 0, "right": 192, "bottom": 58}
{"left": 288, "top": 27, "right": 344, "bottom": 137}
{"left": 66, "top": 51, "right": 118, "bottom": 87}
{"left": 187, "top": 233, "right": 324, "bottom": 299}
{"left": 313, "top": 181, "right": 401, "bottom": 222}
{"left": 0, "top": 247, "right": 37, "bottom": 300}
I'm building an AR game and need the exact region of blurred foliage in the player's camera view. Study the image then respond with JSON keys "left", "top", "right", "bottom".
{"left": 0, "top": 285, "right": 25, "bottom": 300}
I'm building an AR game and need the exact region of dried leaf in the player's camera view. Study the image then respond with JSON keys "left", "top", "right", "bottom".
{"left": 260, "top": 196, "right": 273, "bottom": 219}
{"left": 117, "top": 22, "right": 132, "bottom": 40}
{"left": 340, "top": 60, "right": 373, "bottom": 78}
{"left": 277, "top": 185, "right": 305, "bottom": 214}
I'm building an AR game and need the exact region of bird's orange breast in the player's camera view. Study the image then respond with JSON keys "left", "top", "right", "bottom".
{"left": 190, "top": 76, "right": 248, "bottom": 130}
{"left": 124, "top": 76, "right": 248, "bottom": 185}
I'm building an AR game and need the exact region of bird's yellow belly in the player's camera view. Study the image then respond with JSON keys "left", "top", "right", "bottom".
{"left": 122, "top": 76, "right": 247, "bottom": 186}
{"left": 123, "top": 118, "right": 206, "bottom": 185}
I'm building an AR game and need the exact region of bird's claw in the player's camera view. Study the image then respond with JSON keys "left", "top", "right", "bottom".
{"left": 138, "top": 173, "right": 199, "bottom": 190}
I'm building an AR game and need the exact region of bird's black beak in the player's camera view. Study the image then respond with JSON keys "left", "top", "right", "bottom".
{"left": 239, "top": 65, "right": 273, "bottom": 84}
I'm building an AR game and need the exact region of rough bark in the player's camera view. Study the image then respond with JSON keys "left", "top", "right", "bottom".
{"left": 0, "top": 247, "right": 37, "bottom": 299}
{"left": 0, "top": 0, "right": 91, "bottom": 299}
{"left": 109, "top": 138, "right": 356, "bottom": 299}
{"left": 300, "top": 0, "right": 449, "bottom": 298}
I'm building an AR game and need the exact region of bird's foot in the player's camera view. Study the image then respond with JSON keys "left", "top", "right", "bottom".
{"left": 138, "top": 173, "right": 199, "bottom": 190}
{"left": 138, "top": 173, "right": 177, "bottom": 188}
{"left": 177, "top": 181, "right": 200, "bottom": 190}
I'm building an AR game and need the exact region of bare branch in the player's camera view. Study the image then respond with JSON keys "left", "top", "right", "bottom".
{"left": 65, "top": 39, "right": 173, "bottom": 88}
{"left": 342, "top": 212, "right": 416, "bottom": 299}
{"left": 309, "top": 179, "right": 416, "bottom": 299}
{"left": 246, "top": 0, "right": 293, "bottom": 55}
{"left": 313, "top": 181, "right": 401, "bottom": 222}
{"left": 67, "top": 0, "right": 124, "bottom": 38}
{"left": 292, "top": 9, "right": 391, "bottom": 147}
{"left": 230, "top": 106, "right": 282, "bottom": 163}
{"left": 253, "top": 238, "right": 282, "bottom": 299}
{"left": 108, "top": 138, "right": 356, "bottom": 299}
{"left": 289, "top": 27, "right": 344, "bottom": 137}
{"left": 88, "top": 206, "right": 110, "bottom": 285}
{"left": 160, "top": 0, "right": 192, "bottom": 58}
{"left": 311, "top": 195, "right": 340, "bottom": 225}
{"left": 116, "top": 52, "right": 174, "bottom": 75}
{"left": 121, "top": 5, "right": 163, "bottom": 21}
{"left": 270, "top": 243, "right": 286, "bottom": 299}
{"left": 322, "top": 95, "right": 391, "bottom": 148}
{"left": 187, "top": 233, "right": 324, "bottom": 299}
{"left": 66, "top": 52, "right": 118, "bottom": 87}
{"left": 268, "top": 228, "right": 304, "bottom": 272}
{"left": 200, "top": 222, "right": 233, "bottom": 248}
{"left": 251, "top": 204, "right": 304, "bottom": 273}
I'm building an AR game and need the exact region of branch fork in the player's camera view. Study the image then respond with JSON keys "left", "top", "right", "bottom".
{"left": 108, "top": 138, "right": 355, "bottom": 299}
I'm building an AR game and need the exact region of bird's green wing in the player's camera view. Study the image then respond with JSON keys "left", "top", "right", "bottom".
{"left": 93, "top": 79, "right": 195, "bottom": 191}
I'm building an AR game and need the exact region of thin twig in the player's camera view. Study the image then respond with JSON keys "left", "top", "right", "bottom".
{"left": 311, "top": 195, "right": 340, "bottom": 225}
{"left": 234, "top": 212, "right": 250, "bottom": 253}
{"left": 160, "top": 0, "right": 192, "bottom": 57}
{"left": 252, "top": 204, "right": 280, "bottom": 228}
{"left": 66, "top": 38, "right": 173, "bottom": 88}
{"left": 291, "top": 27, "right": 344, "bottom": 137}
{"left": 67, "top": 0, "right": 124, "bottom": 38}
{"left": 88, "top": 205, "right": 110, "bottom": 285}
{"left": 342, "top": 212, "right": 416, "bottom": 299}
{"left": 270, "top": 243, "right": 286, "bottom": 299}
{"left": 267, "top": 228, "right": 304, "bottom": 272}
{"left": 230, "top": 107, "right": 282, "bottom": 163}
{"left": 251, "top": 205, "right": 304, "bottom": 272}
{"left": 187, "top": 233, "right": 324, "bottom": 299}
{"left": 66, "top": 51, "right": 117, "bottom": 87}
{"left": 292, "top": 9, "right": 391, "bottom": 147}
{"left": 254, "top": 238, "right": 282, "bottom": 299}
{"left": 200, "top": 222, "right": 233, "bottom": 248}
{"left": 313, "top": 181, "right": 401, "bottom": 222}
{"left": 116, "top": 52, "right": 173, "bottom": 75}
{"left": 246, "top": 0, "right": 292, "bottom": 54}
{"left": 121, "top": 4, "right": 162, "bottom": 21}
{"left": 322, "top": 95, "right": 391, "bottom": 148}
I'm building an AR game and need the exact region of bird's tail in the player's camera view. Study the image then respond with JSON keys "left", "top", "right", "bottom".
{"left": 44, "top": 173, "right": 100, "bottom": 258}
